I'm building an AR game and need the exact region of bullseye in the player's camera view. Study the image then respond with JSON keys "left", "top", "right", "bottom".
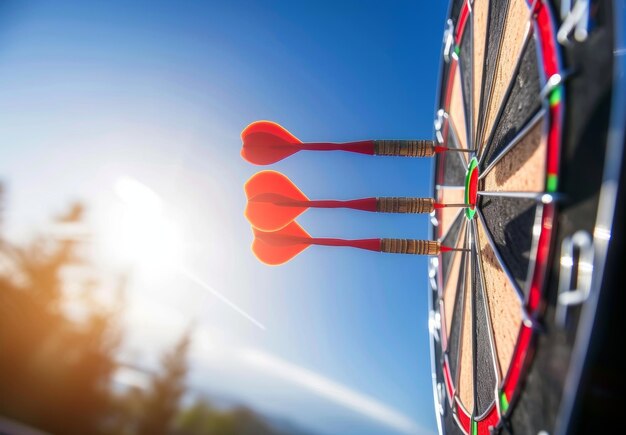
{"left": 464, "top": 157, "right": 479, "bottom": 219}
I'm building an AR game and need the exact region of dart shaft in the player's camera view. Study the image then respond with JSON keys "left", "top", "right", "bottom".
{"left": 299, "top": 140, "right": 374, "bottom": 155}
{"left": 282, "top": 236, "right": 443, "bottom": 255}
{"left": 299, "top": 140, "right": 438, "bottom": 158}
{"left": 294, "top": 198, "right": 377, "bottom": 211}
{"left": 306, "top": 197, "right": 466, "bottom": 213}
{"left": 257, "top": 194, "right": 444, "bottom": 214}
{"left": 308, "top": 237, "right": 381, "bottom": 251}
{"left": 309, "top": 237, "right": 457, "bottom": 256}
{"left": 291, "top": 197, "right": 436, "bottom": 214}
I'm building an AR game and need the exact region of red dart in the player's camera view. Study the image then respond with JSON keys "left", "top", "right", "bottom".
{"left": 245, "top": 171, "right": 466, "bottom": 231}
{"left": 241, "top": 121, "right": 470, "bottom": 165}
{"left": 252, "top": 221, "right": 468, "bottom": 266}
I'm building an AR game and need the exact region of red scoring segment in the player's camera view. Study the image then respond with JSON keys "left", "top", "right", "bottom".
{"left": 464, "top": 157, "right": 479, "bottom": 219}
{"left": 468, "top": 165, "right": 479, "bottom": 209}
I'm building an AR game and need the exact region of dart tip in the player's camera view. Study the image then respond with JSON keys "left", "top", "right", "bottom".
{"left": 434, "top": 203, "right": 471, "bottom": 209}
{"left": 434, "top": 146, "right": 474, "bottom": 153}
{"left": 440, "top": 246, "right": 471, "bottom": 253}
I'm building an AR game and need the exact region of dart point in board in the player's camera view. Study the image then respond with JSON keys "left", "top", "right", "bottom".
{"left": 241, "top": 121, "right": 472, "bottom": 165}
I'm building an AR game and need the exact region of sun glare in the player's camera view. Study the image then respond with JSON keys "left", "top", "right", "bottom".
{"left": 99, "top": 176, "right": 265, "bottom": 330}
{"left": 106, "top": 176, "right": 184, "bottom": 275}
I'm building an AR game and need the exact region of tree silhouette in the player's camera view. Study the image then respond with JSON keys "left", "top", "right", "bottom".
{"left": 174, "top": 400, "right": 279, "bottom": 435}
{"left": 0, "top": 202, "right": 120, "bottom": 435}
{"left": 0, "top": 195, "right": 300, "bottom": 435}
{"left": 137, "top": 331, "right": 191, "bottom": 435}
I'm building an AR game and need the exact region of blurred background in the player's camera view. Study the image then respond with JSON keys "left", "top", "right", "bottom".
{"left": 0, "top": 1, "right": 447, "bottom": 434}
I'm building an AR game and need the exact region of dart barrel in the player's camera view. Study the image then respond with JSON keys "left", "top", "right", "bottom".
{"left": 373, "top": 140, "right": 436, "bottom": 157}
{"left": 376, "top": 197, "right": 435, "bottom": 214}
{"left": 380, "top": 239, "right": 440, "bottom": 255}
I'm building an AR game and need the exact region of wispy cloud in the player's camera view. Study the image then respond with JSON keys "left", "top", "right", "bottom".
{"left": 180, "top": 266, "right": 266, "bottom": 331}
{"left": 239, "top": 348, "right": 429, "bottom": 435}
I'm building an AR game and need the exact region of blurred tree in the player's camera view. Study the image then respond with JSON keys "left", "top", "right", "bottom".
{"left": 174, "top": 400, "right": 280, "bottom": 435}
{"left": 112, "top": 330, "right": 284, "bottom": 435}
{"left": 0, "top": 197, "right": 298, "bottom": 435}
{"left": 0, "top": 202, "right": 121, "bottom": 435}
{"left": 137, "top": 331, "right": 191, "bottom": 435}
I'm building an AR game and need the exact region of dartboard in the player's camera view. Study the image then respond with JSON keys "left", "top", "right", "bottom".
{"left": 428, "top": 1, "right": 623, "bottom": 434}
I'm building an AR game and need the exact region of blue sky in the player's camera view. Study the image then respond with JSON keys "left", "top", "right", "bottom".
{"left": 0, "top": 1, "right": 447, "bottom": 434}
